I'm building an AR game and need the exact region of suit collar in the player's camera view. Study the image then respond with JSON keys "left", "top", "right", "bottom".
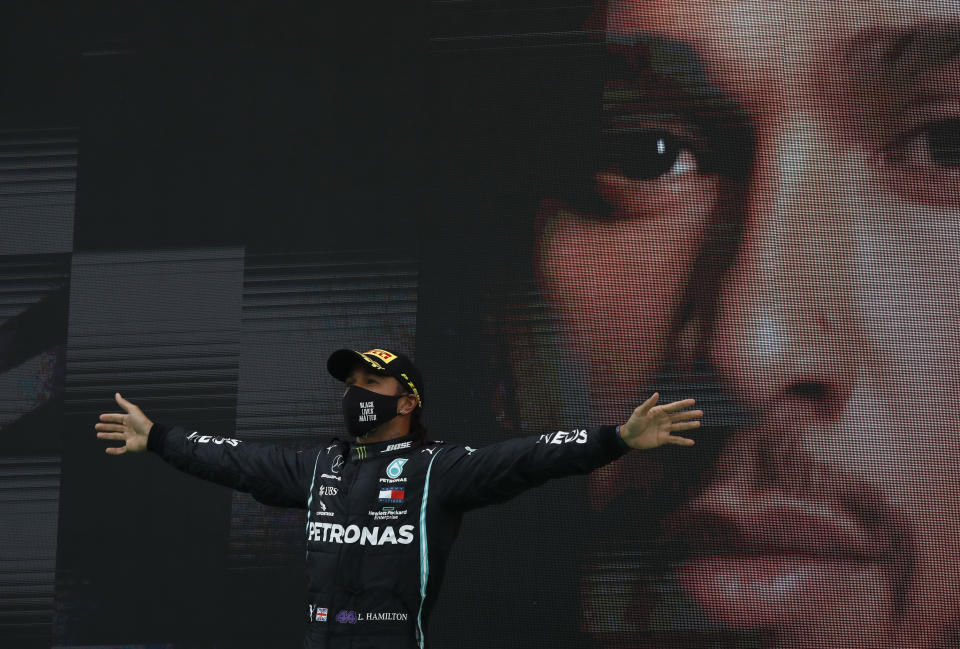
{"left": 351, "top": 434, "right": 420, "bottom": 462}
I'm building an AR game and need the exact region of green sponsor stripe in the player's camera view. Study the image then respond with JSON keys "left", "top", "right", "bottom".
{"left": 417, "top": 449, "right": 443, "bottom": 648}
{"left": 304, "top": 449, "right": 324, "bottom": 556}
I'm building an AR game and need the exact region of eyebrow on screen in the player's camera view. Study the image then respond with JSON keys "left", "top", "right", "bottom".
{"left": 843, "top": 23, "right": 960, "bottom": 85}
{"left": 603, "top": 33, "right": 735, "bottom": 109}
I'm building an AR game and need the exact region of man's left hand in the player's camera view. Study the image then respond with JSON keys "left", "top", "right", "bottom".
{"left": 620, "top": 393, "right": 702, "bottom": 450}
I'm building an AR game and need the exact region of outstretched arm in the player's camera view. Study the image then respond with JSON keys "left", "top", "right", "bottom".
{"left": 432, "top": 394, "right": 703, "bottom": 511}
{"left": 94, "top": 393, "right": 320, "bottom": 508}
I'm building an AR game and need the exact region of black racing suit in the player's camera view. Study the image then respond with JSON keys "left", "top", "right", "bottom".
{"left": 146, "top": 423, "right": 630, "bottom": 648}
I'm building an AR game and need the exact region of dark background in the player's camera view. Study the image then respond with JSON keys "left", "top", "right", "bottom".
{"left": 6, "top": 2, "right": 959, "bottom": 648}
{"left": 1, "top": 1, "right": 603, "bottom": 647}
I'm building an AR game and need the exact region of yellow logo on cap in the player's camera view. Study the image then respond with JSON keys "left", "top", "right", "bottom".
{"left": 360, "top": 357, "right": 385, "bottom": 371}
{"left": 364, "top": 349, "right": 397, "bottom": 364}
{"left": 400, "top": 371, "right": 422, "bottom": 407}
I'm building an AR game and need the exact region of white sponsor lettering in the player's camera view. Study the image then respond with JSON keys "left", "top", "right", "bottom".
{"left": 360, "top": 612, "right": 408, "bottom": 621}
{"left": 320, "top": 473, "right": 342, "bottom": 481}
{"left": 537, "top": 429, "right": 588, "bottom": 445}
{"left": 306, "top": 523, "right": 415, "bottom": 545}
{"left": 358, "top": 401, "right": 376, "bottom": 422}
{"left": 186, "top": 431, "right": 241, "bottom": 446}
{"left": 383, "top": 441, "right": 412, "bottom": 453}
{"left": 369, "top": 508, "right": 407, "bottom": 521}
{"left": 379, "top": 477, "right": 407, "bottom": 484}
{"left": 317, "top": 485, "right": 338, "bottom": 496}
{"left": 343, "top": 525, "right": 361, "bottom": 543}
{"left": 361, "top": 526, "right": 379, "bottom": 545}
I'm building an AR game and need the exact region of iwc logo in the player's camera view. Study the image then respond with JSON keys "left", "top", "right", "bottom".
{"left": 386, "top": 458, "right": 408, "bottom": 479}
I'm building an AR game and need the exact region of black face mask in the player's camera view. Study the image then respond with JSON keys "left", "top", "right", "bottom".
{"left": 342, "top": 385, "right": 402, "bottom": 437}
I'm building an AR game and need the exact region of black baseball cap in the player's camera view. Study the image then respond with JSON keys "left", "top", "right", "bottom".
{"left": 327, "top": 348, "right": 424, "bottom": 408}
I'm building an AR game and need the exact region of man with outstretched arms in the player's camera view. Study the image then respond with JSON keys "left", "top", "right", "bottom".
{"left": 95, "top": 347, "right": 702, "bottom": 648}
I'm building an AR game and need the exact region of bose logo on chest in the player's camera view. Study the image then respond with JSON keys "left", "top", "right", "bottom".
{"left": 306, "top": 522, "right": 414, "bottom": 545}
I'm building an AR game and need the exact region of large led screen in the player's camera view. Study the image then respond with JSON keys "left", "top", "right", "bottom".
{"left": 425, "top": 2, "right": 960, "bottom": 648}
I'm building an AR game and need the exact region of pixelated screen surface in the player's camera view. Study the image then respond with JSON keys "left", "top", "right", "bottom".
{"left": 1, "top": 1, "right": 958, "bottom": 648}
{"left": 429, "top": 2, "right": 960, "bottom": 647}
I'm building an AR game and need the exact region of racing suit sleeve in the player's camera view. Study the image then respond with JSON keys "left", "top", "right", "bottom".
{"left": 147, "top": 423, "right": 322, "bottom": 508}
{"left": 430, "top": 425, "right": 630, "bottom": 511}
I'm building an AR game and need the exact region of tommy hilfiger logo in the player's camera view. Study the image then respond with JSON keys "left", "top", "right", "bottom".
{"left": 378, "top": 488, "right": 405, "bottom": 503}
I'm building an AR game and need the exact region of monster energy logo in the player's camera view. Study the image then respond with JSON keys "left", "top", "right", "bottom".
{"left": 355, "top": 446, "right": 367, "bottom": 460}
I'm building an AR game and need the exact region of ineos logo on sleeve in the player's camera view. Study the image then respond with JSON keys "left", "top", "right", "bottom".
{"left": 331, "top": 455, "right": 345, "bottom": 474}
{"left": 186, "top": 431, "right": 241, "bottom": 446}
{"left": 537, "top": 429, "right": 588, "bottom": 445}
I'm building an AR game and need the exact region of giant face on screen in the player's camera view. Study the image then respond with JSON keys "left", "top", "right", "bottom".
{"left": 533, "top": 1, "right": 960, "bottom": 647}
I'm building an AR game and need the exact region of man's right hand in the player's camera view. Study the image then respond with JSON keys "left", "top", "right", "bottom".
{"left": 95, "top": 393, "right": 154, "bottom": 455}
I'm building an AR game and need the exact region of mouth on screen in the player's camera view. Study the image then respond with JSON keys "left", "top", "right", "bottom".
{"left": 579, "top": 448, "right": 915, "bottom": 645}
{"left": 667, "top": 493, "right": 894, "bottom": 627}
